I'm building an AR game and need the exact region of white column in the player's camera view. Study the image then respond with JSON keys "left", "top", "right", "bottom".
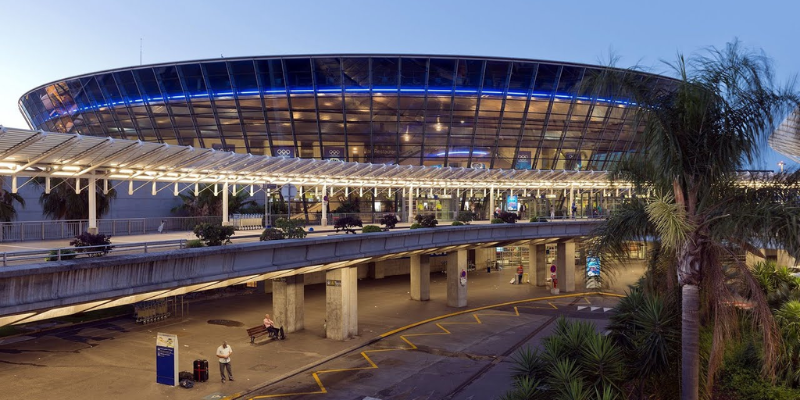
{"left": 326, "top": 266, "right": 358, "bottom": 340}
{"left": 447, "top": 250, "right": 468, "bottom": 307}
{"left": 410, "top": 254, "right": 430, "bottom": 301}
{"left": 321, "top": 184, "right": 328, "bottom": 227}
{"left": 407, "top": 185, "right": 414, "bottom": 223}
{"left": 529, "top": 241, "right": 547, "bottom": 286}
{"left": 88, "top": 174, "right": 97, "bottom": 234}
{"left": 222, "top": 181, "right": 230, "bottom": 226}
{"left": 569, "top": 185, "right": 575, "bottom": 218}
{"left": 489, "top": 185, "right": 495, "bottom": 217}
{"left": 557, "top": 241, "right": 576, "bottom": 292}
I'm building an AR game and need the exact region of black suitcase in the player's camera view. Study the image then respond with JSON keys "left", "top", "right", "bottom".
{"left": 193, "top": 359, "right": 209, "bottom": 382}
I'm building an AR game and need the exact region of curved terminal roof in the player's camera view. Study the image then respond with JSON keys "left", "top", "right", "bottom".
{"left": 18, "top": 55, "right": 677, "bottom": 172}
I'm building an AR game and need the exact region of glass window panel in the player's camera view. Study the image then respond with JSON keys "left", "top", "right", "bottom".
{"left": 400, "top": 58, "right": 427, "bottom": 87}
{"left": 230, "top": 60, "right": 258, "bottom": 92}
{"left": 483, "top": 61, "right": 509, "bottom": 91}
{"left": 342, "top": 58, "right": 370, "bottom": 88}
{"left": 557, "top": 66, "right": 583, "bottom": 94}
{"left": 313, "top": 58, "right": 341, "bottom": 89}
{"left": 372, "top": 57, "right": 399, "bottom": 88}
{"left": 155, "top": 66, "right": 182, "bottom": 96}
{"left": 203, "top": 62, "right": 232, "bottom": 95}
{"left": 255, "top": 59, "right": 285, "bottom": 89}
{"left": 133, "top": 68, "right": 162, "bottom": 98}
{"left": 455, "top": 59, "right": 483, "bottom": 89}
{"left": 284, "top": 58, "right": 313, "bottom": 88}
{"left": 534, "top": 64, "right": 559, "bottom": 94}
{"left": 428, "top": 59, "right": 455, "bottom": 88}
{"left": 509, "top": 62, "right": 537, "bottom": 91}
{"left": 178, "top": 64, "right": 206, "bottom": 93}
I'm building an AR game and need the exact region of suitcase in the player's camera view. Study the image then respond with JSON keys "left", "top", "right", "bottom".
{"left": 193, "top": 359, "right": 209, "bottom": 382}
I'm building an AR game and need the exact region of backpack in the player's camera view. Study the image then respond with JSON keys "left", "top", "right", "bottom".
{"left": 179, "top": 371, "right": 193, "bottom": 381}
{"left": 180, "top": 379, "right": 194, "bottom": 389}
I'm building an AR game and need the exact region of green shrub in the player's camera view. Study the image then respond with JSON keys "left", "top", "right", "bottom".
{"left": 414, "top": 213, "right": 438, "bottom": 228}
{"left": 498, "top": 211, "right": 519, "bottom": 223}
{"left": 379, "top": 214, "right": 399, "bottom": 229}
{"left": 259, "top": 227, "right": 285, "bottom": 241}
{"left": 491, "top": 218, "right": 504, "bottom": 224}
{"left": 46, "top": 249, "right": 76, "bottom": 261}
{"left": 193, "top": 223, "right": 235, "bottom": 246}
{"left": 274, "top": 218, "right": 307, "bottom": 239}
{"left": 362, "top": 225, "right": 382, "bottom": 233}
{"left": 70, "top": 232, "right": 112, "bottom": 256}
{"left": 334, "top": 215, "right": 362, "bottom": 234}
{"left": 185, "top": 239, "right": 205, "bottom": 248}
{"left": 409, "top": 223, "right": 422, "bottom": 229}
{"left": 451, "top": 221, "right": 464, "bottom": 226}
{"left": 456, "top": 211, "right": 476, "bottom": 224}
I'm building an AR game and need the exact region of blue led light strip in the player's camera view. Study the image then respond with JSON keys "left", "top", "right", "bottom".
{"left": 41, "top": 87, "right": 633, "bottom": 122}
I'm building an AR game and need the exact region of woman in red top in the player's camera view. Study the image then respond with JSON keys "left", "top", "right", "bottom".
{"left": 516, "top": 265, "right": 524, "bottom": 284}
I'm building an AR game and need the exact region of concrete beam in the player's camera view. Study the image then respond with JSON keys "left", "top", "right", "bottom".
{"left": 447, "top": 250, "right": 468, "bottom": 307}
{"left": 410, "top": 254, "right": 430, "bottom": 301}
{"left": 0, "top": 222, "right": 598, "bottom": 321}
{"left": 325, "top": 266, "right": 358, "bottom": 340}
{"left": 272, "top": 275, "right": 304, "bottom": 333}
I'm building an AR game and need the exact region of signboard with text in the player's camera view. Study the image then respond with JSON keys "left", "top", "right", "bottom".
{"left": 506, "top": 195, "right": 518, "bottom": 211}
{"left": 156, "top": 333, "right": 179, "bottom": 386}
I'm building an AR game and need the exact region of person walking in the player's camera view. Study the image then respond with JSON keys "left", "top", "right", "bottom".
{"left": 516, "top": 265, "right": 524, "bottom": 284}
{"left": 216, "top": 341, "right": 234, "bottom": 383}
{"left": 571, "top": 202, "right": 577, "bottom": 219}
{"left": 157, "top": 220, "right": 165, "bottom": 234}
{"left": 549, "top": 204, "right": 555, "bottom": 219}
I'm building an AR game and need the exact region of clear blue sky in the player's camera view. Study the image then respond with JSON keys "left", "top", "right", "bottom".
{"left": 0, "top": 0, "right": 796, "bottom": 170}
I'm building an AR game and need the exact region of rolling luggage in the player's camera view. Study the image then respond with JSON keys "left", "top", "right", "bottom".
{"left": 193, "top": 359, "right": 209, "bottom": 382}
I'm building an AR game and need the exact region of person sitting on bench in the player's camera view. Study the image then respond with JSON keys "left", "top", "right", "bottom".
{"left": 263, "top": 314, "right": 285, "bottom": 340}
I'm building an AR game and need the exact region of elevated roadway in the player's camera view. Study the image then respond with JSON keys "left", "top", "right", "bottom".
{"left": 0, "top": 221, "right": 600, "bottom": 337}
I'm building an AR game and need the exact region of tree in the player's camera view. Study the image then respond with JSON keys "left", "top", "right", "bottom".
{"left": 192, "top": 223, "right": 235, "bottom": 246}
{"left": 0, "top": 178, "right": 25, "bottom": 222}
{"left": 592, "top": 41, "right": 800, "bottom": 399}
{"left": 273, "top": 218, "right": 306, "bottom": 239}
{"left": 171, "top": 184, "right": 257, "bottom": 216}
{"left": 40, "top": 178, "right": 116, "bottom": 220}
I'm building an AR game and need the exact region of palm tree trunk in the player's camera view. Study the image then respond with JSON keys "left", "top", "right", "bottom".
{"left": 682, "top": 283, "right": 700, "bottom": 400}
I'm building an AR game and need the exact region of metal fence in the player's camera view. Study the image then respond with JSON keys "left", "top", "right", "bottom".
{"left": 0, "top": 239, "right": 187, "bottom": 267}
{"left": 0, "top": 216, "right": 222, "bottom": 242}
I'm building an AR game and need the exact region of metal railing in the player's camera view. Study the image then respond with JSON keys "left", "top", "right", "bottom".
{"left": 0, "top": 216, "right": 222, "bottom": 242}
{"left": 230, "top": 214, "right": 264, "bottom": 230}
{"left": 0, "top": 239, "right": 187, "bottom": 267}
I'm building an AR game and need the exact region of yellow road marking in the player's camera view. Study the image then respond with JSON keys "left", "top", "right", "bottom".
{"left": 246, "top": 292, "right": 622, "bottom": 399}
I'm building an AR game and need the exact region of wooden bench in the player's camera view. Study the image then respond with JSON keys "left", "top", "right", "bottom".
{"left": 246, "top": 325, "right": 269, "bottom": 344}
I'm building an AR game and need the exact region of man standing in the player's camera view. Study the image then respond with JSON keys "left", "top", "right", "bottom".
{"left": 216, "top": 341, "right": 234, "bottom": 383}
{"left": 516, "top": 265, "right": 524, "bottom": 285}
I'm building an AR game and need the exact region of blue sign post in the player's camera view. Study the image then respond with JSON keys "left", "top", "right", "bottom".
{"left": 156, "top": 333, "right": 179, "bottom": 386}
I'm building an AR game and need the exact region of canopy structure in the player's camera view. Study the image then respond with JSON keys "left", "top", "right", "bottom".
{"left": 0, "top": 126, "right": 772, "bottom": 229}
{"left": 770, "top": 108, "right": 800, "bottom": 164}
{"left": 0, "top": 126, "right": 616, "bottom": 190}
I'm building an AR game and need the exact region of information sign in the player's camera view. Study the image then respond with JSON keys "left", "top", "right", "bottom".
{"left": 506, "top": 195, "right": 518, "bottom": 211}
{"left": 156, "top": 333, "right": 179, "bottom": 386}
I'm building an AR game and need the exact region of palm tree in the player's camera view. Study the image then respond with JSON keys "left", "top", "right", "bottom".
{"left": 592, "top": 41, "right": 800, "bottom": 399}
{"left": 40, "top": 178, "right": 116, "bottom": 220}
{"left": 0, "top": 177, "right": 25, "bottom": 222}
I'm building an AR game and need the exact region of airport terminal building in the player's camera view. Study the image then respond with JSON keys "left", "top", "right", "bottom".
{"left": 18, "top": 55, "right": 674, "bottom": 172}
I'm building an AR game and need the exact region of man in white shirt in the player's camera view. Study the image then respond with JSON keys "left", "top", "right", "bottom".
{"left": 216, "top": 341, "right": 234, "bottom": 383}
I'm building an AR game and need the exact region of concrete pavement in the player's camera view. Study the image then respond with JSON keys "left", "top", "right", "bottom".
{"left": 0, "top": 258, "right": 643, "bottom": 400}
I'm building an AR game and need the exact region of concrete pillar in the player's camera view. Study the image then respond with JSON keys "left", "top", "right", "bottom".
{"left": 321, "top": 184, "right": 328, "bottom": 227}
{"left": 410, "top": 254, "right": 430, "bottom": 301}
{"left": 447, "top": 250, "right": 468, "bottom": 307}
{"left": 407, "top": 185, "right": 414, "bottom": 223}
{"left": 529, "top": 242, "right": 547, "bottom": 286}
{"left": 222, "top": 182, "right": 230, "bottom": 226}
{"left": 88, "top": 174, "right": 97, "bottom": 234}
{"left": 569, "top": 185, "right": 574, "bottom": 218}
{"left": 557, "top": 241, "right": 576, "bottom": 292}
{"left": 326, "top": 266, "right": 358, "bottom": 340}
{"left": 367, "top": 262, "right": 384, "bottom": 279}
{"left": 272, "top": 275, "right": 304, "bottom": 333}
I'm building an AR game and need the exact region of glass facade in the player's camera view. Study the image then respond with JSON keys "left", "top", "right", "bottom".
{"left": 18, "top": 55, "right": 669, "bottom": 171}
